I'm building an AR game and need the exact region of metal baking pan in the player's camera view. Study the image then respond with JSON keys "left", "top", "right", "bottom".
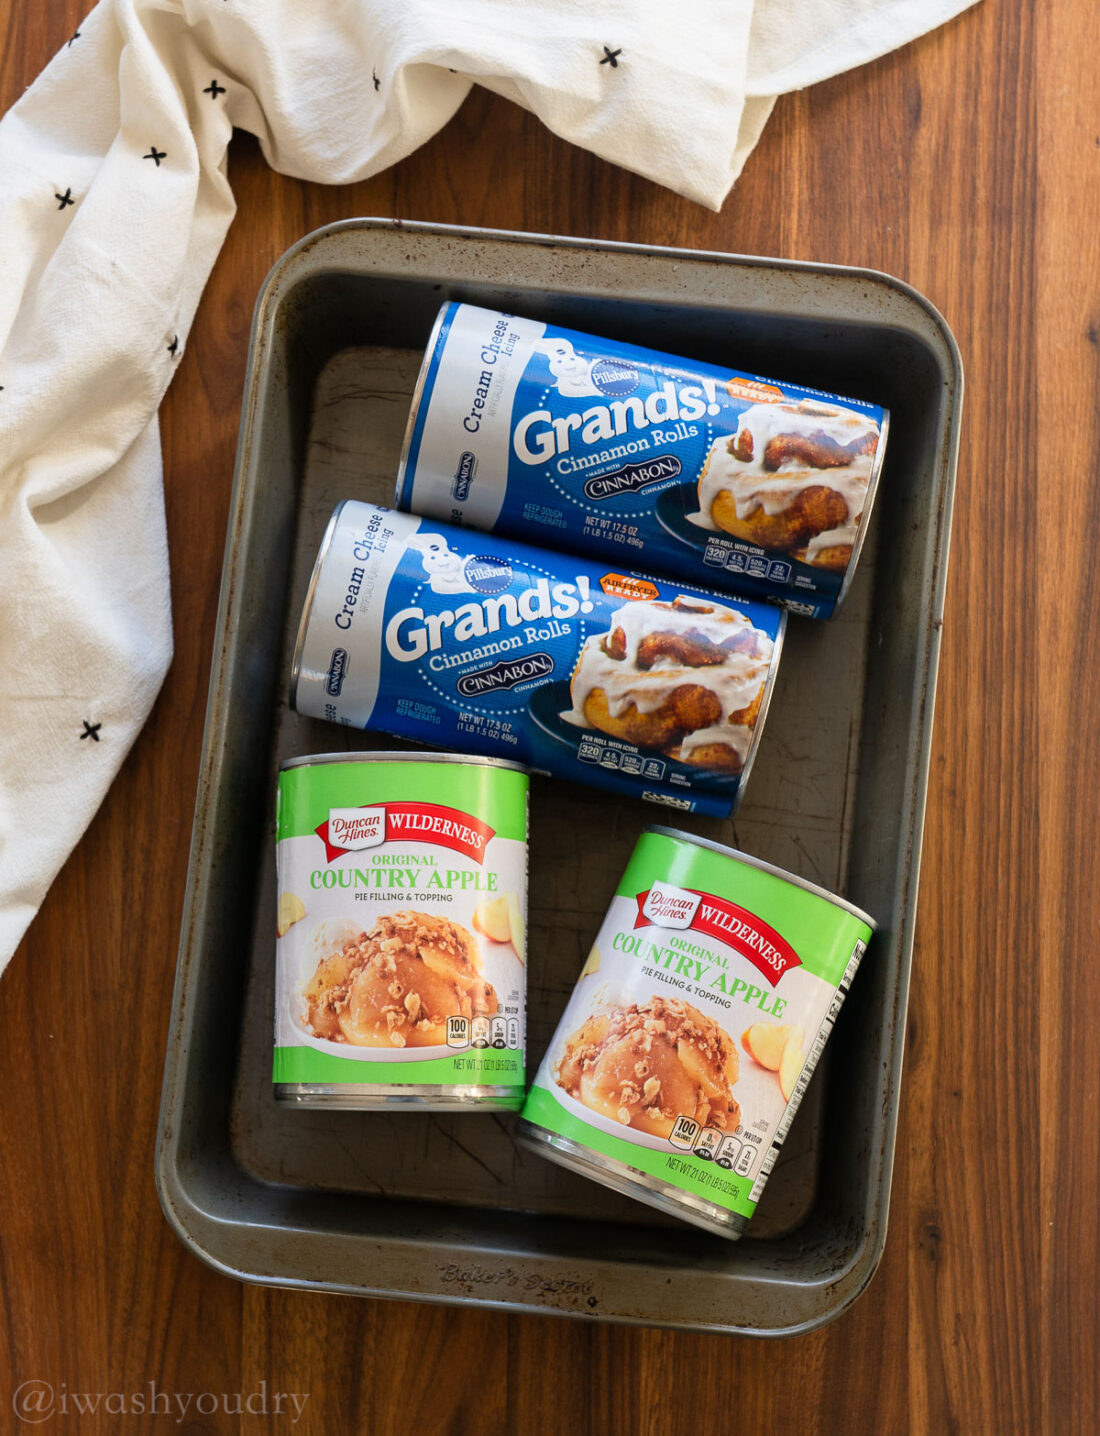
{"left": 155, "top": 219, "right": 961, "bottom": 1336}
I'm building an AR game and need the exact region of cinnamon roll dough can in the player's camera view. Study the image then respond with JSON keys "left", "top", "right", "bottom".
{"left": 396, "top": 303, "right": 889, "bottom": 618}
{"left": 290, "top": 501, "right": 785, "bottom": 818}
{"left": 517, "top": 827, "right": 875, "bottom": 1237}
{"left": 274, "top": 752, "right": 529, "bottom": 1109}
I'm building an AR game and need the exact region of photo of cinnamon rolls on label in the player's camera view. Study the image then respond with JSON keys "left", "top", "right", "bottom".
{"left": 693, "top": 399, "right": 882, "bottom": 573}
{"left": 562, "top": 595, "right": 776, "bottom": 773}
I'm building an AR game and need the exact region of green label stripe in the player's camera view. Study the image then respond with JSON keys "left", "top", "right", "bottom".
{"left": 277, "top": 761, "right": 528, "bottom": 843}
{"left": 273, "top": 1044, "right": 524, "bottom": 1088}
{"left": 522, "top": 1085, "right": 757, "bottom": 1219}
{"left": 623, "top": 831, "right": 873, "bottom": 986}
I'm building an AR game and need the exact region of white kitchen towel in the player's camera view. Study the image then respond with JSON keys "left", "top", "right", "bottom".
{"left": 0, "top": 0, "right": 977, "bottom": 975}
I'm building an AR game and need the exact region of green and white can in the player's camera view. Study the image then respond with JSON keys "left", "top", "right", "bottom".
{"left": 517, "top": 825, "right": 874, "bottom": 1237}
{"left": 274, "top": 752, "right": 529, "bottom": 1109}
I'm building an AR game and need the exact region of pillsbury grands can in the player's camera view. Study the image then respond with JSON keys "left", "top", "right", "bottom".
{"left": 395, "top": 303, "right": 889, "bottom": 618}
{"left": 517, "top": 826, "right": 876, "bottom": 1238}
{"left": 290, "top": 501, "right": 786, "bottom": 818}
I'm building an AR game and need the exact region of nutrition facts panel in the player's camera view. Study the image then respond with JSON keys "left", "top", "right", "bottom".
{"left": 748, "top": 940, "right": 867, "bottom": 1204}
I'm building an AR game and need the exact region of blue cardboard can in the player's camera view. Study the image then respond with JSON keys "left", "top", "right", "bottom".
{"left": 396, "top": 304, "right": 889, "bottom": 619}
{"left": 290, "top": 502, "right": 786, "bottom": 818}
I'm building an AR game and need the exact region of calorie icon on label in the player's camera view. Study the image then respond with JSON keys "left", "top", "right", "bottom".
{"left": 446, "top": 1016, "right": 470, "bottom": 1047}
{"left": 670, "top": 1115, "right": 701, "bottom": 1150}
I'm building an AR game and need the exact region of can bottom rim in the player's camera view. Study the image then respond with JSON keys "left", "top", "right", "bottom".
{"left": 276, "top": 1083, "right": 523, "bottom": 1111}
{"left": 515, "top": 1119, "right": 747, "bottom": 1240}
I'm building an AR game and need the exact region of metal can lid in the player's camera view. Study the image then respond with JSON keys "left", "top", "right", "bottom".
{"left": 279, "top": 750, "right": 530, "bottom": 776}
{"left": 643, "top": 824, "right": 877, "bottom": 930}
{"left": 288, "top": 500, "right": 348, "bottom": 713}
{"left": 394, "top": 301, "right": 451, "bottom": 511}
{"left": 832, "top": 406, "right": 891, "bottom": 615}
{"left": 730, "top": 606, "right": 787, "bottom": 811}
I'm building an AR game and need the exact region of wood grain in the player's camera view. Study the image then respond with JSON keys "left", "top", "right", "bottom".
{"left": 0, "top": 1, "right": 1092, "bottom": 1431}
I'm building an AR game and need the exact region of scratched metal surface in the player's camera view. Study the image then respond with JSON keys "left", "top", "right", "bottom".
{"left": 157, "top": 221, "right": 960, "bottom": 1334}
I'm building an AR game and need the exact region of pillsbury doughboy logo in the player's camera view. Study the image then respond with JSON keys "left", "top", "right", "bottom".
{"left": 406, "top": 532, "right": 514, "bottom": 596}
{"left": 407, "top": 532, "right": 477, "bottom": 593}
{"left": 535, "top": 337, "right": 602, "bottom": 398}
{"left": 536, "top": 338, "right": 639, "bottom": 399}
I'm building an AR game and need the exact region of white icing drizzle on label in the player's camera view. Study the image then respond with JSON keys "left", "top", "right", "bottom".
{"left": 561, "top": 597, "right": 773, "bottom": 764}
{"left": 690, "top": 399, "right": 878, "bottom": 541}
{"left": 674, "top": 721, "right": 755, "bottom": 761}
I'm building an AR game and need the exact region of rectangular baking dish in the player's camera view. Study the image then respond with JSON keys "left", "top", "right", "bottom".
{"left": 155, "top": 219, "right": 961, "bottom": 1336}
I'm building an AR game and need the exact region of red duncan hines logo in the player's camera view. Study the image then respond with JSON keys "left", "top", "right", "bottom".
{"left": 634, "top": 881, "right": 801, "bottom": 985}
{"left": 316, "top": 802, "right": 495, "bottom": 864}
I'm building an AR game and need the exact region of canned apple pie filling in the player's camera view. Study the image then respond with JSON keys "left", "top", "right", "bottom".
{"left": 273, "top": 752, "right": 529, "bottom": 1109}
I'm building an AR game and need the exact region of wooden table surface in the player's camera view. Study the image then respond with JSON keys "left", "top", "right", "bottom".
{"left": 1, "top": 2, "right": 1092, "bottom": 1431}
